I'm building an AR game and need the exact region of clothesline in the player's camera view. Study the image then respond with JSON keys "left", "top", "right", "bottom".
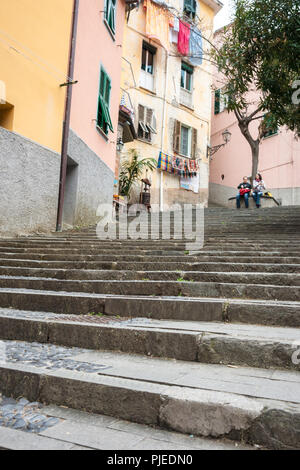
{"left": 143, "top": 0, "right": 205, "bottom": 61}
{"left": 144, "top": 0, "right": 209, "bottom": 48}
{"left": 157, "top": 151, "right": 200, "bottom": 178}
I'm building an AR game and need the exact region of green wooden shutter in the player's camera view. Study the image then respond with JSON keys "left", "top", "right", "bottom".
{"left": 97, "top": 67, "right": 114, "bottom": 134}
{"left": 184, "top": 0, "right": 196, "bottom": 17}
{"left": 105, "top": 0, "right": 116, "bottom": 34}
{"left": 214, "top": 90, "right": 221, "bottom": 115}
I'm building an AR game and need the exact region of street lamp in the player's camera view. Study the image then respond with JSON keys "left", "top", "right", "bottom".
{"left": 116, "top": 138, "right": 124, "bottom": 153}
{"left": 207, "top": 128, "right": 232, "bottom": 159}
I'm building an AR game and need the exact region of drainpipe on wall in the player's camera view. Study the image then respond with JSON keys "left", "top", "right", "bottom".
{"left": 56, "top": 0, "right": 79, "bottom": 232}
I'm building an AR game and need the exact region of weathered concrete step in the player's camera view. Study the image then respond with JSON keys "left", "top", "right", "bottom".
{"left": 0, "top": 255, "right": 299, "bottom": 267}
{"left": 0, "top": 427, "right": 88, "bottom": 450}
{"left": 1, "top": 271, "right": 299, "bottom": 286}
{"left": 0, "top": 277, "right": 298, "bottom": 301}
{"left": 2, "top": 245, "right": 300, "bottom": 255}
{"left": 36, "top": 405, "right": 254, "bottom": 450}
{"left": 1, "top": 343, "right": 299, "bottom": 449}
{"left": 0, "top": 402, "right": 250, "bottom": 450}
{"left": 0, "top": 290, "right": 299, "bottom": 327}
{"left": 0, "top": 262, "right": 298, "bottom": 278}
{"left": 1, "top": 250, "right": 300, "bottom": 260}
{"left": 0, "top": 311, "right": 299, "bottom": 371}
{"left": 1, "top": 238, "right": 300, "bottom": 247}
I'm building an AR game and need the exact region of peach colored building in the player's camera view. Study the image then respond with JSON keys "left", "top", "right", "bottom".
{"left": 209, "top": 32, "right": 300, "bottom": 208}
{"left": 64, "top": 0, "right": 129, "bottom": 227}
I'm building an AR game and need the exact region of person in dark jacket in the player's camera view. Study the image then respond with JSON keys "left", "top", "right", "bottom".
{"left": 236, "top": 176, "right": 252, "bottom": 209}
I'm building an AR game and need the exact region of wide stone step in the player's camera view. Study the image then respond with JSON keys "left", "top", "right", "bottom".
{"left": 0, "top": 340, "right": 299, "bottom": 449}
{"left": 0, "top": 309, "right": 299, "bottom": 371}
{"left": 0, "top": 278, "right": 298, "bottom": 301}
{"left": 0, "top": 255, "right": 299, "bottom": 267}
{"left": 0, "top": 271, "right": 299, "bottom": 286}
{"left": 1, "top": 245, "right": 300, "bottom": 254}
{"left": 0, "top": 403, "right": 249, "bottom": 450}
{"left": 0, "top": 262, "right": 298, "bottom": 278}
{"left": 0, "top": 290, "right": 299, "bottom": 327}
{"left": 1, "top": 249, "right": 300, "bottom": 260}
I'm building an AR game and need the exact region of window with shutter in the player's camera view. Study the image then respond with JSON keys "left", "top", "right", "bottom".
{"left": 183, "top": 0, "right": 196, "bottom": 19}
{"left": 215, "top": 89, "right": 228, "bottom": 114}
{"left": 214, "top": 89, "right": 221, "bottom": 115}
{"left": 181, "top": 126, "right": 190, "bottom": 157}
{"left": 97, "top": 67, "right": 114, "bottom": 135}
{"left": 138, "top": 105, "right": 155, "bottom": 142}
{"left": 181, "top": 62, "right": 193, "bottom": 92}
{"left": 105, "top": 0, "right": 117, "bottom": 35}
{"left": 263, "top": 115, "right": 278, "bottom": 138}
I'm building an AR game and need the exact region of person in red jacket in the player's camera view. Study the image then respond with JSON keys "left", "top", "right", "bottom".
{"left": 236, "top": 176, "right": 252, "bottom": 209}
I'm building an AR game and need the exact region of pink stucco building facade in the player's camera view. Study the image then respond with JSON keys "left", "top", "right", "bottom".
{"left": 209, "top": 33, "right": 300, "bottom": 208}
{"left": 62, "top": 0, "right": 127, "bottom": 227}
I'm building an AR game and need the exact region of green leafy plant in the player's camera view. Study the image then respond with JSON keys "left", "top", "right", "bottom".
{"left": 212, "top": 0, "right": 300, "bottom": 181}
{"left": 119, "top": 149, "right": 156, "bottom": 200}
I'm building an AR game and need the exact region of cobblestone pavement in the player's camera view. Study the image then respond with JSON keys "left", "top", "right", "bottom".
{"left": 0, "top": 395, "right": 62, "bottom": 433}
{"left": 0, "top": 340, "right": 111, "bottom": 373}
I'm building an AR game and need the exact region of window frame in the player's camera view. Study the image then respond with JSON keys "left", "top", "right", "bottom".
{"left": 137, "top": 104, "right": 156, "bottom": 143}
{"left": 104, "top": 0, "right": 117, "bottom": 38}
{"left": 263, "top": 116, "right": 279, "bottom": 139}
{"left": 214, "top": 88, "right": 228, "bottom": 115}
{"left": 97, "top": 66, "right": 114, "bottom": 136}
{"left": 181, "top": 62, "right": 193, "bottom": 92}
{"left": 180, "top": 124, "right": 192, "bottom": 158}
{"left": 183, "top": 0, "right": 196, "bottom": 19}
{"left": 141, "top": 42, "right": 156, "bottom": 75}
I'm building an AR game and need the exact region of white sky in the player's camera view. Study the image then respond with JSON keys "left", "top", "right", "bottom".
{"left": 213, "top": 0, "right": 234, "bottom": 31}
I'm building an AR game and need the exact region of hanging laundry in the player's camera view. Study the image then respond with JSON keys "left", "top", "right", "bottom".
{"left": 157, "top": 152, "right": 174, "bottom": 173}
{"left": 173, "top": 17, "right": 180, "bottom": 32}
{"left": 189, "top": 27, "right": 203, "bottom": 66}
{"left": 172, "top": 156, "right": 185, "bottom": 176}
{"left": 180, "top": 173, "right": 199, "bottom": 193}
{"left": 178, "top": 20, "right": 191, "bottom": 56}
{"left": 143, "top": 0, "right": 174, "bottom": 50}
{"left": 188, "top": 159, "right": 199, "bottom": 176}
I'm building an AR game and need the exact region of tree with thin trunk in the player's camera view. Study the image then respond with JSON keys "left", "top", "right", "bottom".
{"left": 212, "top": 0, "right": 300, "bottom": 182}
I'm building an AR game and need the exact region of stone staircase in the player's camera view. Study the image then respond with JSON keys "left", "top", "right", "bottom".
{"left": 0, "top": 206, "right": 299, "bottom": 449}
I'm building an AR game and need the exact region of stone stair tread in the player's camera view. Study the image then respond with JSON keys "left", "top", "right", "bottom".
{"left": 0, "top": 426, "right": 88, "bottom": 450}
{"left": 0, "top": 308, "right": 299, "bottom": 342}
{"left": 39, "top": 405, "right": 253, "bottom": 450}
{"left": 1, "top": 339, "right": 300, "bottom": 403}
{"left": 0, "top": 287, "right": 299, "bottom": 305}
{"left": 0, "top": 310, "right": 299, "bottom": 371}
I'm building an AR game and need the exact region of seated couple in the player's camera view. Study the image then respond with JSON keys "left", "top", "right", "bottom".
{"left": 236, "top": 174, "right": 266, "bottom": 209}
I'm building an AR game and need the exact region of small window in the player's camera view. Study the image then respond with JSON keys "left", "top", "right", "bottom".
{"left": 141, "top": 42, "right": 156, "bottom": 75}
{"left": 263, "top": 115, "right": 278, "bottom": 138}
{"left": 174, "top": 120, "right": 197, "bottom": 159}
{"left": 138, "top": 104, "right": 156, "bottom": 143}
{"left": 180, "top": 125, "right": 192, "bottom": 157}
{"left": 181, "top": 62, "right": 193, "bottom": 91}
{"left": 104, "top": 0, "right": 116, "bottom": 35}
{"left": 214, "top": 89, "right": 227, "bottom": 115}
{"left": 97, "top": 67, "right": 114, "bottom": 135}
{"left": 183, "top": 0, "right": 196, "bottom": 19}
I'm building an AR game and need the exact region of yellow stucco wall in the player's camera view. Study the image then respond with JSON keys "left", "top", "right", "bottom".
{"left": 121, "top": 0, "right": 217, "bottom": 209}
{"left": 0, "top": 0, "right": 73, "bottom": 153}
